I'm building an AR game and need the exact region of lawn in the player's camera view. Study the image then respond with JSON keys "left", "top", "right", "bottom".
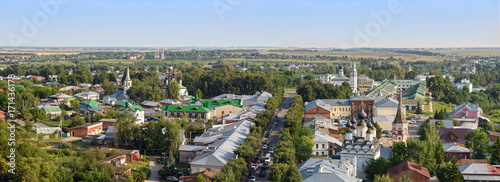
{"left": 43, "top": 137, "right": 64, "bottom": 146}
{"left": 39, "top": 119, "right": 72, "bottom": 127}
{"left": 125, "top": 159, "right": 151, "bottom": 179}
{"left": 432, "top": 102, "right": 456, "bottom": 113}
{"left": 125, "top": 159, "right": 150, "bottom": 171}
{"left": 285, "top": 87, "right": 296, "bottom": 93}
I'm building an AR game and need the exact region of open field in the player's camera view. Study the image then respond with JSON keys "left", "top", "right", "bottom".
{"left": 261, "top": 49, "right": 446, "bottom": 62}
{"left": 428, "top": 48, "right": 500, "bottom": 57}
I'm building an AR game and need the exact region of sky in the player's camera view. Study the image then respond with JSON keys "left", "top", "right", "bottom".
{"left": 0, "top": 0, "right": 499, "bottom": 48}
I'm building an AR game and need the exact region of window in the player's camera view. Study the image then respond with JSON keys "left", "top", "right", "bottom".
{"left": 316, "top": 152, "right": 319, "bottom": 156}
{"left": 316, "top": 144, "right": 318, "bottom": 149}
{"left": 334, "top": 108, "right": 336, "bottom": 111}
{"left": 322, "top": 152, "right": 324, "bottom": 156}
{"left": 322, "top": 144, "right": 325, "bottom": 148}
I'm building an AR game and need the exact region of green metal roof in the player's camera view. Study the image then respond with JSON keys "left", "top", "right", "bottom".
{"left": 403, "top": 83, "right": 425, "bottom": 101}
{"left": 115, "top": 100, "right": 133, "bottom": 107}
{"left": 162, "top": 105, "right": 210, "bottom": 113}
{"left": 43, "top": 106, "right": 62, "bottom": 113}
{"left": 189, "top": 98, "right": 243, "bottom": 108}
{"left": 118, "top": 102, "right": 145, "bottom": 112}
{"left": 86, "top": 104, "right": 104, "bottom": 111}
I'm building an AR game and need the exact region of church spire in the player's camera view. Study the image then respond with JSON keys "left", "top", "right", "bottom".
{"left": 393, "top": 92, "right": 407, "bottom": 124}
{"left": 125, "top": 68, "right": 131, "bottom": 81}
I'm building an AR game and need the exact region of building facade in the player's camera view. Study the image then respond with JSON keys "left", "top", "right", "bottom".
{"left": 392, "top": 93, "right": 409, "bottom": 145}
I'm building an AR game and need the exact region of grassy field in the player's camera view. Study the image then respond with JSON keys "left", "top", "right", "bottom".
{"left": 428, "top": 48, "right": 500, "bottom": 57}
{"left": 432, "top": 102, "right": 456, "bottom": 113}
{"left": 262, "top": 49, "right": 445, "bottom": 62}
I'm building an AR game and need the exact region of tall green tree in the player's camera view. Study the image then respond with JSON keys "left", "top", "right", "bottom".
{"left": 166, "top": 80, "right": 180, "bottom": 100}
{"left": 364, "top": 157, "right": 390, "bottom": 181}
{"left": 196, "top": 88, "right": 203, "bottom": 99}
{"left": 465, "top": 129, "right": 490, "bottom": 159}
{"left": 491, "top": 138, "right": 500, "bottom": 165}
{"left": 436, "top": 158, "right": 463, "bottom": 182}
{"left": 116, "top": 112, "right": 138, "bottom": 147}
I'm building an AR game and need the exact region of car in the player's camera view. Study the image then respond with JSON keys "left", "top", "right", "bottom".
{"left": 262, "top": 144, "right": 268, "bottom": 150}
{"left": 264, "top": 157, "right": 271, "bottom": 162}
{"left": 259, "top": 170, "right": 267, "bottom": 177}
{"left": 249, "top": 175, "right": 256, "bottom": 181}
{"left": 251, "top": 164, "right": 258, "bottom": 171}
{"left": 385, "top": 132, "right": 392, "bottom": 137}
{"left": 167, "top": 176, "right": 178, "bottom": 181}
{"left": 270, "top": 145, "right": 274, "bottom": 149}
{"left": 409, "top": 120, "right": 416, "bottom": 124}
{"left": 248, "top": 171, "right": 255, "bottom": 177}
{"left": 269, "top": 149, "right": 274, "bottom": 154}
{"left": 263, "top": 162, "right": 269, "bottom": 169}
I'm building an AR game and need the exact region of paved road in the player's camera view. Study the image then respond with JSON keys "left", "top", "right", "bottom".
{"left": 145, "top": 156, "right": 161, "bottom": 182}
{"left": 251, "top": 92, "right": 295, "bottom": 182}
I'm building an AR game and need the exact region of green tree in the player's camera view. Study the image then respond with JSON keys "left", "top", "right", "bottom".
{"left": 374, "top": 122, "right": 383, "bottom": 139}
{"left": 390, "top": 141, "right": 408, "bottom": 166}
{"left": 465, "top": 129, "right": 490, "bottom": 159}
{"left": 436, "top": 158, "right": 463, "bottom": 182}
{"left": 21, "top": 109, "right": 33, "bottom": 121}
{"left": 398, "top": 175, "right": 415, "bottom": 182}
{"left": 283, "top": 165, "right": 302, "bottom": 182}
{"left": 270, "top": 163, "right": 289, "bottom": 182}
{"left": 197, "top": 173, "right": 208, "bottom": 182}
{"left": 365, "top": 157, "right": 390, "bottom": 181}
{"left": 70, "top": 99, "right": 80, "bottom": 111}
{"left": 196, "top": 88, "right": 203, "bottom": 99}
{"left": 133, "top": 171, "right": 146, "bottom": 182}
{"left": 491, "top": 138, "right": 500, "bottom": 165}
{"left": 116, "top": 112, "right": 138, "bottom": 147}
{"left": 416, "top": 101, "right": 422, "bottom": 114}
{"left": 293, "top": 136, "right": 313, "bottom": 163}
{"left": 166, "top": 80, "right": 180, "bottom": 100}
{"left": 374, "top": 174, "right": 392, "bottom": 182}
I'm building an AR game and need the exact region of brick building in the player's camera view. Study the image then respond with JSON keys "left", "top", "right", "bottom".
{"left": 67, "top": 122, "right": 103, "bottom": 137}
{"left": 387, "top": 160, "right": 431, "bottom": 182}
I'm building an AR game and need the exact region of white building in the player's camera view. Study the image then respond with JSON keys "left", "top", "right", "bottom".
{"left": 349, "top": 61, "right": 358, "bottom": 94}
{"left": 298, "top": 158, "right": 362, "bottom": 182}
{"left": 118, "top": 102, "right": 145, "bottom": 125}
{"left": 340, "top": 103, "right": 381, "bottom": 180}
{"left": 312, "top": 129, "right": 342, "bottom": 156}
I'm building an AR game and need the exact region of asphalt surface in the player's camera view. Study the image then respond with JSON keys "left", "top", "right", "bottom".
{"left": 248, "top": 92, "right": 295, "bottom": 182}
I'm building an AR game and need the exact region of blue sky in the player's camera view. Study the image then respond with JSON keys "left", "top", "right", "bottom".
{"left": 1, "top": 0, "right": 499, "bottom": 48}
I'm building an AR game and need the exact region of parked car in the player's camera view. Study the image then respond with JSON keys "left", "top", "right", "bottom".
{"left": 409, "top": 120, "right": 416, "bottom": 124}
{"left": 248, "top": 171, "right": 255, "bottom": 178}
{"left": 167, "top": 176, "right": 178, "bottom": 181}
{"left": 269, "top": 149, "right": 274, "bottom": 154}
{"left": 251, "top": 164, "right": 258, "bottom": 171}
{"left": 385, "top": 131, "right": 392, "bottom": 137}
{"left": 270, "top": 145, "right": 274, "bottom": 149}
{"left": 249, "top": 175, "right": 256, "bottom": 181}
{"left": 259, "top": 170, "right": 267, "bottom": 177}
{"left": 262, "top": 144, "right": 268, "bottom": 150}
{"left": 263, "top": 162, "right": 269, "bottom": 169}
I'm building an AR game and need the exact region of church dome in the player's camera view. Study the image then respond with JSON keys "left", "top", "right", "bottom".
{"left": 358, "top": 106, "right": 367, "bottom": 120}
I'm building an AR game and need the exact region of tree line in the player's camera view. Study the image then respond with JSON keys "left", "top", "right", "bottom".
{"left": 213, "top": 89, "right": 283, "bottom": 182}
{"left": 269, "top": 95, "right": 315, "bottom": 182}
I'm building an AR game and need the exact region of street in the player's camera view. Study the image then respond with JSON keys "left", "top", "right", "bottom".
{"left": 250, "top": 92, "right": 295, "bottom": 182}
